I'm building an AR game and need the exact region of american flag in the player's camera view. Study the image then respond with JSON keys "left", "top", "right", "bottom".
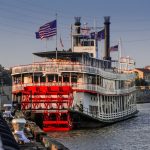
{"left": 97, "top": 29, "right": 105, "bottom": 40}
{"left": 109, "top": 45, "right": 118, "bottom": 52}
{"left": 90, "top": 29, "right": 105, "bottom": 40}
{"left": 36, "top": 20, "right": 57, "bottom": 39}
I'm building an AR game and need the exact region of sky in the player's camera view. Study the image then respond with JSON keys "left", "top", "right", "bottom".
{"left": 0, "top": 0, "right": 150, "bottom": 68}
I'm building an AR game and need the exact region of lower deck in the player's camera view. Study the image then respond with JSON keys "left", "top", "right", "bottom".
{"left": 12, "top": 85, "right": 137, "bottom": 131}
{"left": 70, "top": 109, "right": 138, "bottom": 129}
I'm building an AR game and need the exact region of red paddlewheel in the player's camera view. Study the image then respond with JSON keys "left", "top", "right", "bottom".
{"left": 20, "top": 85, "right": 73, "bottom": 131}
{"left": 43, "top": 112, "right": 72, "bottom": 132}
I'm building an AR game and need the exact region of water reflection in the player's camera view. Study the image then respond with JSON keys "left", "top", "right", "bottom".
{"left": 48, "top": 104, "right": 150, "bottom": 150}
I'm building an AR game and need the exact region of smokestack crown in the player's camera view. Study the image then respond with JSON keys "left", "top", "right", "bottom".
{"left": 74, "top": 17, "right": 81, "bottom": 26}
{"left": 104, "top": 16, "right": 110, "bottom": 24}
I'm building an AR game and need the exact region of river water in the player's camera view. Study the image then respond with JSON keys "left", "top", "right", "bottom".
{"left": 48, "top": 103, "right": 150, "bottom": 150}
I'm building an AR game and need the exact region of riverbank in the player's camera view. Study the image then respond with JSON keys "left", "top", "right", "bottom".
{"left": 136, "top": 95, "right": 150, "bottom": 103}
{"left": 28, "top": 120, "right": 69, "bottom": 150}
{"left": 0, "top": 113, "right": 69, "bottom": 150}
{"left": 19, "top": 120, "right": 69, "bottom": 150}
{"left": 136, "top": 86, "right": 150, "bottom": 103}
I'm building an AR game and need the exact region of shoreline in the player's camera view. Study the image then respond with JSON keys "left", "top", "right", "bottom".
{"left": 0, "top": 113, "right": 69, "bottom": 150}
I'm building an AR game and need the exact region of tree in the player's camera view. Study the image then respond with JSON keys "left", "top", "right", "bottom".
{"left": 135, "top": 78, "right": 148, "bottom": 86}
{"left": 0, "top": 65, "right": 12, "bottom": 86}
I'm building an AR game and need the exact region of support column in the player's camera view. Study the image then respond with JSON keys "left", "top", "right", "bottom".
{"left": 110, "top": 96, "right": 112, "bottom": 114}
{"left": 46, "top": 75, "right": 48, "bottom": 83}
{"left": 106, "top": 96, "right": 108, "bottom": 114}
{"left": 120, "top": 96, "right": 122, "bottom": 112}
{"left": 108, "top": 96, "right": 110, "bottom": 114}
{"left": 118, "top": 96, "right": 121, "bottom": 112}
{"left": 38, "top": 75, "right": 40, "bottom": 83}
{"left": 100, "top": 95, "right": 103, "bottom": 114}
{"left": 115, "top": 96, "right": 117, "bottom": 113}
{"left": 62, "top": 75, "right": 64, "bottom": 83}
{"left": 105, "top": 96, "right": 107, "bottom": 114}
{"left": 97, "top": 94, "right": 100, "bottom": 117}
{"left": 129, "top": 94, "right": 132, "bottom": 110}
{"left": 83, "top": 73, "right": 85, "bottom": 85}
{"left": 124, "top": 95, "right": 126, "bottom": 111}
{"left": 69, "top": 72, "right": 71, "bottom": 85}
{"left": 128, "top": 94, "right": 130, "bottom": 110}
{"left": 117, "top": 96, "right": 119, "bottom": 113}
{"left": 127, "top": 95, "right": 129, "bottom": 109}
{"left": 104, "top": 96, "right": 106, "bottom": 114}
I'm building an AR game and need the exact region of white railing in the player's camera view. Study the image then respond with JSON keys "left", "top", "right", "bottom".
{"left": 81, "top": 106, "right": 137, "bottom": 121}
{"left": 12, "top": 82, "right": 136, "bottom": 95}
{"left": 12, "top": 63, "right": 135, "bottom": 80}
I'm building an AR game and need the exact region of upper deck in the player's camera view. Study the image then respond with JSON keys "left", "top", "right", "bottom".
{"left": 12, "top": 51, "right": 135, "bottom": 81}
{"left": 11, "top": 50, "right": 136, "bottom": 96}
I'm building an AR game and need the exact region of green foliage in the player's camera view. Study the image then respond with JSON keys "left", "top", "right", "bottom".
{"left": 135, "top": 78, "right": 148, "bottom": 86}
{"left": 0, "top": 65, "right": 12, "bottom": 86}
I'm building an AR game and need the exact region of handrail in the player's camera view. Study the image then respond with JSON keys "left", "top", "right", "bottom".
{"left": 12, "top": 82, "right": 136, "bottom": 95}
{"left": 12, "top": 63, "right": 135, "bottom": 80}
{"left": 79, "top": 106, "right": 137, "bottom": 120}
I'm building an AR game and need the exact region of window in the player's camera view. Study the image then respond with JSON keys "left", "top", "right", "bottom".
{"left": 89, "top": 105, "right": 98, "bottom": 116}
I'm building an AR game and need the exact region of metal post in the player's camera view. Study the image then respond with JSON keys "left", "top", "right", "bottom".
{"left": 97, "top": 94, "right": 100, "bottom": 117}
{"left": 55, "top": 13, "right": 58, "bottom": 60}
{"left": 71, "top": 24, "right": 73, "bottom": 52}
{"left": 32, "top": 55, "right": 35, "bottom": 85}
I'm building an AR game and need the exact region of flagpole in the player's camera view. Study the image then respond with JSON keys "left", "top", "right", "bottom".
{"left": 56, "top": 13, "right": 58, "bottom": 60}
{"left": 94, "top": 17, "right": 98, "bottom": 58}
{"left": 119, "top": 37, "right": 122, "bottom": 59}
{"left": 32, "top": 55, "right": 35, "bottom": 85}
{"left": 71, "top": 24, "right": 73, "bottom": 52}
{"left": 46, "top": 39, "right": 48, "bottom": 51}
{"left": 118, "top": 38, "right": 122, "bottom": 72}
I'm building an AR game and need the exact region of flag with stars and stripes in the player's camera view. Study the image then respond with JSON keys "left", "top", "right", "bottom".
{"left": 109, "top": 45, "right": 118, "bottom": 52}
{"left": 35, "top": 20, "right": 57, "bottom": 39}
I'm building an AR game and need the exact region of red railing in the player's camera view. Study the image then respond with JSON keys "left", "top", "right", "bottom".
{"left": 21, "top": 85, "right": 73, "bottom": 131}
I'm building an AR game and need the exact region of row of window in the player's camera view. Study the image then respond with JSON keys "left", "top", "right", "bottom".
{"left": 13, "top": 74, "right": 134, "bottom": 90}
{"left": 89, "top": 94, "right": 136, "bottom": 115}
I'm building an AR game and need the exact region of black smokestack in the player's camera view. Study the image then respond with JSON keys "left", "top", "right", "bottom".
{"left": 74, "top": 17, "right": 81, "bottom": 34}
{"left": 74, "top": 17, "right": 81, "bottom": 46}
{"left": 103, "top": 16, "right": 111, "bottom": 61}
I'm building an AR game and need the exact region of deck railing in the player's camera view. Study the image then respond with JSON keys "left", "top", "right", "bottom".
{"left": 12, "top": 82, "right": 136, "bottom": 95}
{"left": 12, "top": 63, "right": 135, "bottom": 80}
{"left": 80, "top": 105, "right": 137, "bottom": 121}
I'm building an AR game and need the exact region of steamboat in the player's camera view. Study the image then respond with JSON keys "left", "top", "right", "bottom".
{"left": 11, "top": 17, "right": 138, "bottom": 131}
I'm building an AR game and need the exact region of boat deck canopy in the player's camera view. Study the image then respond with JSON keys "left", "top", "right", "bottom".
{"left": 33, "top": 51, "right": 91, "bottom": 59}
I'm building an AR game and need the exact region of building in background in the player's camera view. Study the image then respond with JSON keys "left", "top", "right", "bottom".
{"left": 0, "top": 65, "right": 12, "bottom": 110}
{"left": 134, "top": 68, "right": 150, "bottom": 86}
